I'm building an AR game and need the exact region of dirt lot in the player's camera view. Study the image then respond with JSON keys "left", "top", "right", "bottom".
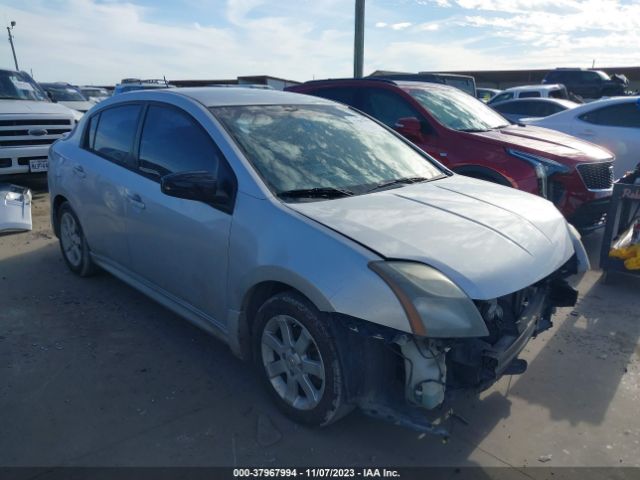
{"left": 1, "top": 177, "right": 640, "bottom": 473}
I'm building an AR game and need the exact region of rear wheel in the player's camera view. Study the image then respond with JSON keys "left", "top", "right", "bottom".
{"left": 57, "top": 202, "right": 97, "bottom": 277}
{"left": 253, "top": 292, "right": 351, "bottom": 426}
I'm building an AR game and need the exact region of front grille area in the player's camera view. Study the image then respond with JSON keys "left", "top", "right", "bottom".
{"left": 0, "top": 128, "right": 69, "bottom": 137}
{"left": 0, "top": 119, "right": 71, "bottom": 127}
{"left": 0, "top": 117, "right": 73, "bottom": 148}
{"left": 577, "top": 162, "right": 614, "bottom": 190}
{"left": 18, "top": 156, "right": 48, "bottom": 166}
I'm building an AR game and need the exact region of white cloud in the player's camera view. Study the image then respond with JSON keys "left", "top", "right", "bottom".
{"left": 417, "top": 23, "right": 440, "bottom": 31}
{"left": 375, "top": 22, "right": 388, "bottom": 27}
{"left": 390, "top": 22, "right": 413, "bottom": 30}
{"left": 0, "top": 0, "right": 355, "bottom": 84}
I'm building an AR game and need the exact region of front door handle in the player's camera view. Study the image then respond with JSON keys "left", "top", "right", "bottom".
{"left": 580, "top": 129, "right": 596, "bottom": 137}
{"left": 126, "top": 193, "right": 146, "bottom": 210}
{"left": 72, "top": 165, "right": 86, "bottom": 178}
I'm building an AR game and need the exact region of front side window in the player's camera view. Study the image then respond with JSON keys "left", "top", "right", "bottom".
{"left": 549, "top": 89, "right": 567, "bottom": 99}
{"left": 311, "top": 87, "right": 359, "bottom": 107}
{"left": 408, "top": 86, "right": 510, "bottom": 132}
{"left": 212, "top": 104, "right": 443, "bottom": 199}
{"left": 92, "top": 104, "right": 142, "bottom": 165}
{"left": 138, "top": 105, "right": 221, "bottom": 178}
{"left": 579, "top": 103, "right": 640, "bottom": 128}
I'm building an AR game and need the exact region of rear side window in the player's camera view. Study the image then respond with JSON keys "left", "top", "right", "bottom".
{"left": 311, "top": 87, "right": 359, "bottom": 107}
{"left": 138, "top": 105, "right": 221, "bottom": 178}
{"left": 92, "top": 104, "right": 142, "bottom": 166}
{"left": 518, "top": 91, "right": 541, "bottom": 98}
{"left": 493, "top": 101, "right": 524, "bottom": 114}
{"left": 361, "top": 89, "right": 420, "bottom": 127}
{"left": 579, "top": 103, "right": 640, "bottom": 128}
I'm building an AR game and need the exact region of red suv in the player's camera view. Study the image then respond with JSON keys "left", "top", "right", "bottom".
{"left": 287, "top": 79, "right": 614, "bottom": 230}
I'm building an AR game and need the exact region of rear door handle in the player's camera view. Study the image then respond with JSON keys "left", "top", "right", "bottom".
{"left": 72, "top": 165, "right": 86, "bottom": 178}
{"left": 126, "top": 193, "right": 146, "bottom": 210}
{"left": 580, "top": 129, "right": 596, "bottom": 137}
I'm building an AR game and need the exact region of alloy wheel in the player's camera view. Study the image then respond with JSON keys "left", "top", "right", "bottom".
{"left": 261, "top": 314, "right": 326, "bottom": 411}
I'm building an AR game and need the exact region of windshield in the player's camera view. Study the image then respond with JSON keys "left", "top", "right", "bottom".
{"left": 81, "top": 88, "right": 106, "bottom": 97}
{"left": 407, "top": 86, "right": 510, "bottom": 132}
{"left": 212, "top": 104, "right": 444, "bottom": 200}
{"left": 46, "top": 86, "right": 87, "bottom": 102}
{"left": 0, "top": 71, "right": 48, "bottom": 101}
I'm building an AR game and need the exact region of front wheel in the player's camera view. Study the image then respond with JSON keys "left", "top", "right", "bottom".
{"left": 57, "top": 202, "right": 97, "bottom": 277}
{"left": 253, "top": 292, "right": 351, "bottom": 426}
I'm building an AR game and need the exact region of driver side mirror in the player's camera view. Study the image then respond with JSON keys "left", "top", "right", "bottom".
{"left": 394, "top": 117, "right": 430, "bottom": 143}
{"left": 161, "top": 171, "right": 230, "bottom": 209}
{"left": 46, "top": 91, "right": 57, "bottom": 102}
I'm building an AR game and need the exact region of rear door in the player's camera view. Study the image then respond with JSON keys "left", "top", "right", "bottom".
{"left": 75, "top": 103, "right": 143, "bottom": 267}
{"left": 124, "top": 103, "right": 236, "bottom": 323}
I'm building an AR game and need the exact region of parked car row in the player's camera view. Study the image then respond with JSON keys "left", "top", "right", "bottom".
{"left": 48, "top": 86, "right": 588, "bottom": 436}
{"left": 288, "top": 78, "right": 615, "bottom": 230}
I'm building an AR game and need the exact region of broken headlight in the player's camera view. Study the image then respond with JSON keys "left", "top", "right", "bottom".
{"left": 369, "top": 261, "right": 489, "bottom": 338}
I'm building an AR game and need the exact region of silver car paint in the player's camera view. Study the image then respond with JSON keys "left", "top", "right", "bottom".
{"left": 49, "top": 88, "right": 581, "bottom": 355}
{"left": 290, "top": 175, "right": 575, "bottom": 300}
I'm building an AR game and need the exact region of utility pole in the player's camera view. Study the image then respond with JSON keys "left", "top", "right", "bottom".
{"left": 7, "top": 21, "right": 18, "bottom": 71}
{"left": 354, "top": 0, "right": 365, "bottom": 78}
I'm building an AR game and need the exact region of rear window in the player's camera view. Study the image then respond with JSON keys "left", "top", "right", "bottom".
{"left": 518, "top": 91, "right": 541, "bottom": 98}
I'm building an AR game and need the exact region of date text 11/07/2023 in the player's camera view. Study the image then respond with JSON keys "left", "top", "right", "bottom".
{"left": 233, "top": 468, "right": 401, "bottom": 478}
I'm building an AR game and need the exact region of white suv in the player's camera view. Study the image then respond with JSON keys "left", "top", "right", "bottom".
{"left": 0, "top": 69, "right": 79, "bottom": 176}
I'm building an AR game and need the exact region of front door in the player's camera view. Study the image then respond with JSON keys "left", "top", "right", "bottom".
{"left": 123, "top": 104, "right": 235, "bottom": 324}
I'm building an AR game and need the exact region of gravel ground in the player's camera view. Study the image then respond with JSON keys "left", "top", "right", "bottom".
{"left": 1, "top": 176, "right": 639, "bottom": 474}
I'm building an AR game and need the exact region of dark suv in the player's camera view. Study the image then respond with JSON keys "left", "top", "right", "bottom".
{"left": 542, "top": 69, "right": 627, "bottom": 100}
{"left": 287, "top": 78, "right": 615, "bottom": 230}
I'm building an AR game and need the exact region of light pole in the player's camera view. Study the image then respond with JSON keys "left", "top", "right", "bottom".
{"left": 354, "top": 0, "right": 365, "bottom": 78}
{"left": 7, "top": 21, "right": 19, "bottom": 71}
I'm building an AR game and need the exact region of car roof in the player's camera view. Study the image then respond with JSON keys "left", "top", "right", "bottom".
{"left": 492, "top": 98, "right": 578, "bottom": 107}
{"left": 293, "top": 78, "right": 461, "bottom": 93}
{"left": 503, "top": 84, "right": 564, "bottom": 93}
{"left": 116, "top": 87, "right": 335, "bottom": 107}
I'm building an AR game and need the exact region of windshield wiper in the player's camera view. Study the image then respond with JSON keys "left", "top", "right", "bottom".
{"left": 366, "top": 176, "right": 432, "bottom": 194}
{"left": 458, "top": 128, "right": 489, "bottom": 132}
{"left": 278, "top": 187, "right": 354, "bottom": 199}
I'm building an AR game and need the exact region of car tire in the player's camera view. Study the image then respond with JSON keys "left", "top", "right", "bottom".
{"left": 57, "top": 202, "right": 97, "bottom": 277}
{"left": 253, "top": 291, "right": 351, "bottom": 426}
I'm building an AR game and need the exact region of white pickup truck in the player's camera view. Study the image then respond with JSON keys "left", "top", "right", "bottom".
{"left": 0, "top": 69, "right": 80, "bottom": 176}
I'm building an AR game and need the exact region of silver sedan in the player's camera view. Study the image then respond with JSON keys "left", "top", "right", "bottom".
{"left": 48, "top": 88, "right": 587, "bottom": 436}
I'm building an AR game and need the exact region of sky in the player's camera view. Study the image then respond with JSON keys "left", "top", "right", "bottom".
{"left": 1, "top": 0, "right": 639, "bottom": 85}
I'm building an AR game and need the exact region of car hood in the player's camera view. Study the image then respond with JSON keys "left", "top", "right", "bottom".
{"left": 289, "top": 175, "right": 575, "bottom": 300}
{"left": 0, "top": 99, "right": 75, "bottom": 116}
{"left": 468, "top": 124, "right": 612, "bottom": 164}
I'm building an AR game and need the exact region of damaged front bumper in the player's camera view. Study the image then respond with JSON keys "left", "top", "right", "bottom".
{"left": 330, "top": 265, "right": 579, "bottom": 438}
{"left": 0, "top": 184, "right": 32, "bottom": 235}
